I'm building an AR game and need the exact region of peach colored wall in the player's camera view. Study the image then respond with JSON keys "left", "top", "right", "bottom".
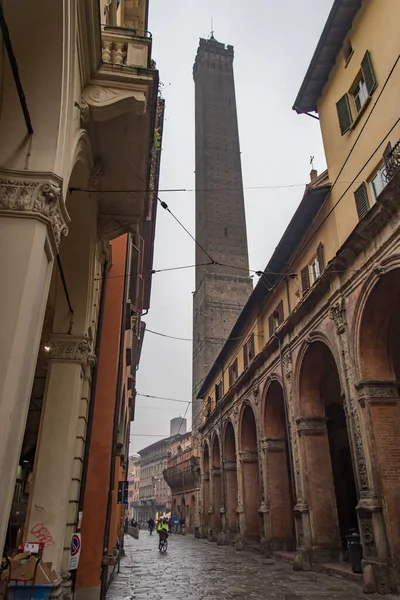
{"left": 77, "top": 235, "right": 127, "bottom": 590}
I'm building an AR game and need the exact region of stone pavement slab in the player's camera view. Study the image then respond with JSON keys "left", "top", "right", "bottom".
{"left": 107, "top": 532, "right": 391, "bottom": 600}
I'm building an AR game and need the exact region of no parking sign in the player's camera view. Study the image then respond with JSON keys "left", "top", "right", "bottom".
{"left": 68, "top": 533, "right": 81, "bottom": 571}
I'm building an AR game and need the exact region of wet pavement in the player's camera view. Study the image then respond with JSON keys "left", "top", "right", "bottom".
{"left": 107, "top": 531, "right": 390, "bottom": 600}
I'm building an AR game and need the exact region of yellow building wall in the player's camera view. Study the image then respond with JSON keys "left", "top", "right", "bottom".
{"left": 318, "top": 0, "right": 400, "bottom": 247}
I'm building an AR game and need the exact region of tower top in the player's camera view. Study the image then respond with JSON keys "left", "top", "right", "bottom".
{"left": 193, "top": 38, "right": 234, "bottom": 79}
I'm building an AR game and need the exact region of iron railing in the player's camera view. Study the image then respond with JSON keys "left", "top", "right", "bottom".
{"left": 384, "top": 140, "right": 400, "bottom": 183}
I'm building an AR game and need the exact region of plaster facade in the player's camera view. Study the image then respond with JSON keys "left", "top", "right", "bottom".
{"left": 198, "top": 0, "right": 400, "bottom": 593}
{"left": 0, "top": 0, "right": 161, "bottom": 596}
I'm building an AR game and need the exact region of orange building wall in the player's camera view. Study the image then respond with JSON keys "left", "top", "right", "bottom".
{"left": 77, "top": 235, "right": 127, "bottom": 591}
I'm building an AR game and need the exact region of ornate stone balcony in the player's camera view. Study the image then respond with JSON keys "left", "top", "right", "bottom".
{"left": 101, "top": 25, "right": 152, "bottom": 69}
{"left": 163, "top": 456, "right": 201, "bottom": 492}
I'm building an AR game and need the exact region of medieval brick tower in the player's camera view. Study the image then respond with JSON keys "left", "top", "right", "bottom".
{"left": 192, "top": 37, "right": 252, "bottom": 430}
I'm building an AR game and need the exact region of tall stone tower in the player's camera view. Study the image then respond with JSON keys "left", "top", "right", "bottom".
{"left": 192, "top": 37, "right": 252, "bottom": 430}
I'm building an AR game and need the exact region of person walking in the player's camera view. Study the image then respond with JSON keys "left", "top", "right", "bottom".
{"left": 147, "top": 517, "right": 155, "bottom": 535}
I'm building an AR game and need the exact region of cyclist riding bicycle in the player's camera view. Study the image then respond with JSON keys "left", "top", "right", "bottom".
{"left": 157, "top": 518, "right": 169, "bottom": 551}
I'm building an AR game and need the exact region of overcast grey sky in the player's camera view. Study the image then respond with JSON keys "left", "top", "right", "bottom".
{"left": 130, "top": 0, "right": 333, "bottom": 453}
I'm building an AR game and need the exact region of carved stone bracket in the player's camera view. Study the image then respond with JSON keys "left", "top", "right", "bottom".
{"left": 239, "top": 451, "right": 258, "bottom": 463}
{"left": 211, "top": 467, "right": 222, "bottom": 476}
{"left": 0, "top": 170, "right": 70, "bottom": 250}
{"left": 81, "top": 85, "right": 147, "bottom": 122}
{"left": 283, "top": 351, "right": 293, "bottom": 381}
{"left": 264, "top": 438, "right": 286, "bottom": 451}
{"left": 329, "top": 297, "right": 346, "bottom": 334}
{"left": 296, "top": 416, "right": 327, "bottom": 435}
{"left": 356, "top": 380, "right": 400, "bottom": 406}
{"left": 47, "top": 335, "right": 95, "bottom": 366}
{"left": 223, "top": 460, "right": 237, "bottom": 471}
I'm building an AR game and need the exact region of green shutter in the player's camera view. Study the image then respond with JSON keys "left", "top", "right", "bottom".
{"left": 301, "top": 266, "right": 310, "bottom": 294}
{"left": 268, "top": 314, "right": 275, "bottom": 338}
{"left": 361, "top": 50, "right": 376, "bottom": 95}
{"left": 336, "top": 94, "right": 353, "bottom": 135}
{"left": 316, "top": 242, "right": 325, "bottom": 272}
{"left": 354, "top": 183, "right": 370, "bottom": 220}
{"left": 243, "top": 344, "right": 248, "bottom": 369}
{"left": 276, "top": 300, "right": 284, "bottom": 325}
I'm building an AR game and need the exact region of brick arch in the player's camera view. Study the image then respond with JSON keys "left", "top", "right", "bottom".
{"left": 239, "top": 403, "right": 261, "bottom": 539}
{"left": 211, "top": 432, "right": 221, "bottom": 468}
{"left": 239, "top": 402, "right": 258, "bottom": 453}
{"left": 262, "top": 378, "right": 295, "bottom": 550}
{"left": 295, "top": 334, "right": 343, "bottom": 417}
{"left": 202, "top": 441, "right": 211, "bottom": 529}
{"left": 223, "top": 419, "right": 237, "bottom": 462}
{"left": 352, "top": 259, "right": 400, "bottom": 381}
{"left": 223, "top": 420, "right": 238, "bottom": 534}
{"left": 260, "top": 374, "right": 284, "bottom": 438}
{"left": 296, "top": 338, "right": 358, "bottom": 551}
{"left": 211, "top": 432, "right": 222, "bottom": 532}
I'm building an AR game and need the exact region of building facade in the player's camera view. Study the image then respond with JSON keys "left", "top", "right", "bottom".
{"left": 137, "top": 439, "right": 171, "bottom": 522}
{"left": 163, "top": 432, "right": 201, "bottom": 534}
{"left": 198, "top": 0, "right": 400, "bottom": 594}
{"left": 0, "top": 0, "right": 160, "bottom": 597}
{"left": 128, "top": 456, "right": 141, "bottom": 521}
{"left": 192, "top": 36, "right": 253, "bottom": 430}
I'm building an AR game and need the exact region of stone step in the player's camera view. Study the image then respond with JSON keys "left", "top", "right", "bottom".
{"left": 273, "top": 551, "right": 363, "bottom": 587}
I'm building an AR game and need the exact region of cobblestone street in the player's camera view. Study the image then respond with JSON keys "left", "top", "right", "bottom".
{"left": 107, "top": 533, "right": 391, "bottom": 600}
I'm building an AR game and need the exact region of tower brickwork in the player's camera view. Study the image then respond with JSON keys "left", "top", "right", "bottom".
{"left": 192, "top": 37, "right": 252, "bottom": 430}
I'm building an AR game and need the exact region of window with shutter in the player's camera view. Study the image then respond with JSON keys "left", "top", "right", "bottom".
{"left": 336, "top": 94, "right": 353, "bottom": 135}
{"left": 268, "top": 314, "right": 274, "bottom": 338}
{"left": 243, "top": 344, "right": 248, "bottom": 369}
{"left": 276, "top": 300, "right": 284, "bottom": 326}
{"left": 301, "top": 266, "right": 310, "bottom": 294}
{"left": 316, "top": 243, "right": 325, "bottom": 272}
{"left": 354, "top": 183, "right": 370, "bottom": 220}
{"left": 361, "top": 50, "right": 376, "bottom": 95}
{"left": 249, "top": 333, "right": 255, "bottom": 360}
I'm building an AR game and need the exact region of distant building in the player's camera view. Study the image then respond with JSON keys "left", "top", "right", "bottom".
{"left": 128, "top": 456, "right": 140, "bottom": 520}
{"left": 137, "top": 438, "right": 171, "bottom": 522}
{"left": 170, "top": 417, "right": 187, "bottom": 437}
{"left": 163, "top": 432, "right": 200, "bottom": 534}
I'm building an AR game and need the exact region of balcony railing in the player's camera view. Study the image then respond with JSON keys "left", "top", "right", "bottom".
{"left": 101, "top": 25, "right": 153, "bottom": 69}
{"left": 384, "top": 140, "right": 400, "bottom": 184}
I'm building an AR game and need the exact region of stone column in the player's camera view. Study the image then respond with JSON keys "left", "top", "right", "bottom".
{"left": 296, "top": 416, "right": 341, "bottom": 561}
{"left": 0, "top": 170, "right": 68, "bottom": 555}
{"left": 357, "top": 382, "right": 400, "bottom": 568}
{"left": 25, "top": 335, "right": 94, "bottom": 575}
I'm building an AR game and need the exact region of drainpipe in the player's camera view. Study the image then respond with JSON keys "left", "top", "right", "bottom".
{"left": 100, "top": 236, "right": 130, "bottom": 600}
{"left": 275, "top": 334, "right": 296, "bottom": 506}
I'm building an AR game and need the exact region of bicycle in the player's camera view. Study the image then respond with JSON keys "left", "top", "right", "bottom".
{"left": 158, "top": 531, "right": 168, "bottom": 553}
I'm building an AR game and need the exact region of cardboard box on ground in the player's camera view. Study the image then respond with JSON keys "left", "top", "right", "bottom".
{"left": 0, "top": 553, "right": 58, "bottom": 585}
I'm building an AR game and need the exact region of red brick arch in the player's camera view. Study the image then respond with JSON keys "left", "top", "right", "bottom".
{"left": 262, "top": 378, "right": 295, "bottom": 549}
{"left": 211, "top": 433, "right": 222, "bottom": 532}
{"left": 223, "top": 420, "right": 238, "bottom": 533}
{"left": 352, "top": 258, "right": 400, "bottom": 381}
{"left": 239, "top": 403, "right": 261, "bottom": 539}
{"left": 202, "top": 442, "right": 210, "bottom": 529}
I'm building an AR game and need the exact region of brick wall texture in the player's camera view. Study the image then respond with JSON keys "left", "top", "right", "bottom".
{"left": 192, "top": 38, "right": 252, "bottom": 428}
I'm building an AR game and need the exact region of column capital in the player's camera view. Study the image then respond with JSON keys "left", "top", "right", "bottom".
{"left": 0, "top": 169, "right": 69, "bottom": 250}
{"left": 356, "top": 380, "right": 400, "bottom": 406}
{"left": 47, "top": 335, "right": 95, "bottom": 366}
{"left": 296, "top": 416, "right": 327, "bottom": 435}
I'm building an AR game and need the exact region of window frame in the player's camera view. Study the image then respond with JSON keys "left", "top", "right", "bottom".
{"left": 369, "top": 162, "right": 387, "bottom": 202}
